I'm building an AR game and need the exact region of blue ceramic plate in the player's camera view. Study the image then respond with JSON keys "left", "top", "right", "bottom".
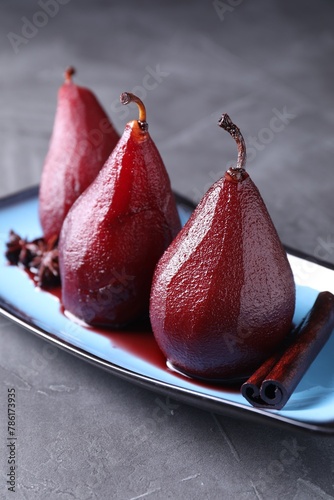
{"left": 1, "top": 187, "right": 334, "bottom": 434}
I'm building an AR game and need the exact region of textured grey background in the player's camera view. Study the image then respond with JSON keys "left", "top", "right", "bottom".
{"left": 1, "top": 1, "right": 334, "bottom": 499}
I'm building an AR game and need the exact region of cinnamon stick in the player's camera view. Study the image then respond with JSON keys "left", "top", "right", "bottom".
{"left": 241, "top": 291, "right": 334, "bottom": 410}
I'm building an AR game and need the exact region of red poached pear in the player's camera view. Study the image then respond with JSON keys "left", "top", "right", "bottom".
{"left": 39, "top": 67, "right": 119, "bottom": 243}
{"left": 59, "top": 92, "right": 181, "bottom": 327}
{"left": 149, "top": 114, "right": 296, "bottom": 382}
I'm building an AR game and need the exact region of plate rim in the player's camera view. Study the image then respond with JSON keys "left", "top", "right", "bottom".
{"left": 1, "top": 185, "right": 334, "bottom": 436}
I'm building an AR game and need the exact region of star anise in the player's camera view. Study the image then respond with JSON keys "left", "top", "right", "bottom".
{"left": 35, "top": 247, "right": 60, "bottom": 288}
{"left": 5, "top": 230, "right": 25, "bottom": 265}
{"left": 5, "top": 230, "right": 60, "bottom": 289}
{"left": 19, "top": 237, "right": 46, "bottom": 268}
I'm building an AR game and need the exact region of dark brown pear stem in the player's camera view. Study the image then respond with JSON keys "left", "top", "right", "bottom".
{"left": 64, "top": 66, "right": 76, "bottom": 84}
{"left": 218, "top": 114, "right": 247, "bottom": 175}
{"left": 120, "top": 92, "right": 148, "bottom": 131}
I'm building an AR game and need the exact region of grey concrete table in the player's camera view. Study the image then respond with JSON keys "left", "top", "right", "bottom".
{"left": 1, "top": 1, "right": 334, "bottom": 499}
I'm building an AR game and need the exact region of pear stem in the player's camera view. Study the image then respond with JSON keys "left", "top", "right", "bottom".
{"left": 120, "top": 92, "right": 148, "bottom": 131}
{"left": 64, "top": 66, "right": 76, "bottom": 84}
{"left": 218, "top": 114, "right": 246, "bottom": 171}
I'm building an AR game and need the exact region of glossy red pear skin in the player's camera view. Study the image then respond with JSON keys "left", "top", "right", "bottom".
{"left": 39, "top": 80, "right": 119, "bottom": 242}
{"left": 150, "top": 173, "right": 296, "bottom": 381}
{"left": 59, "top": 122, "right": 181, "bottom": 327}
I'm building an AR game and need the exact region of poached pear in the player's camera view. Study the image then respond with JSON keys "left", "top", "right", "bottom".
{"left": 149, "top": 114, "right": 295, "bottom": 382}
{"left": 59, "top": 92, "right": 181, "bottom": 327}
{"left": 39, "top": 67, "right": 119, "bottom": 243}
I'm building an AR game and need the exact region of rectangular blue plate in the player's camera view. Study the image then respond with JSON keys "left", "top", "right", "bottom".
{"left": 1, "top": 187, "right": 334, "bottom": 434}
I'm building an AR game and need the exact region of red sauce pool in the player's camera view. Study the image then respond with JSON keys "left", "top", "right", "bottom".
{"left": 24, "top": 268, "right": 239, "bottom": 394}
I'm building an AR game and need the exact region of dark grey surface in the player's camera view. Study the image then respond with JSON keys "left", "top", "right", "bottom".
{"left": 1, "top": 1, "right": 334, "bottom": 499}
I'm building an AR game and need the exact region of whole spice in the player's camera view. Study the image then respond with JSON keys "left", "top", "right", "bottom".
{"left": 4, "top": 230, "right": 60, "bottom": 289}
{"left": 241, "top": 291, "right": 334, "bottom": 409}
